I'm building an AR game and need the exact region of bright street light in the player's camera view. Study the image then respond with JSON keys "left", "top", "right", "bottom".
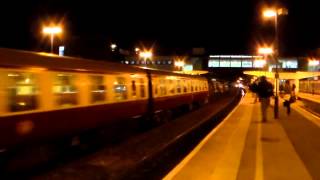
{"left": 111, "top": 44, "right": 117, "bottom": 51}
{"left": 263, "top": 9, "right": 277, "bottom": 18}
{"left": 309, "top": 60, "right": 320, "bottom": 67}
{"left": 139, "top": 51, "right": 153, "bottom": 59}
{"left": 43, "top": 26, "right": 62, "bottom": 53}
{"left": 258, "top": 47, "right": 274, "bottom": 55}
{"left": 174, "top": 60, "right": 185, "bottom": 71}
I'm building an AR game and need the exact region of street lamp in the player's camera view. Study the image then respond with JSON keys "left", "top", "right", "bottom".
{"left": 262, "top": 7, "right": 287, "bottom": 119}
{"left": 111, "top": 44, "right": 117, "bottom": 52}
{"left": 43, "top": 26, "right": 62, "bottom": 53}
{"left": 308, "top": 59, "right": 319, "bottom": 95}
{"left": 139, "top": 51, "right": 153, "bottom": 66}
{"left": 174, "top": 60, "right": 185, "bottom": 71}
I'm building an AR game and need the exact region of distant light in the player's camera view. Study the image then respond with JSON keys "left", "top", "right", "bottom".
{"left": 59, "top": 46, "right": 65, "bottom": 56}
{"left": 139, "top": 51, "right": 153, "bottom": 59}
{"left": 254, "top": 60, "right": 267, "bottom": 67}
{"left": 309, "top": 60, "right": 320, "bottom": 66}
{"left": 111, "top": 44, "right": 117, "bottom": 51}
{"left": 18, "top": 102, "right": 26, "bottom": 106}
{"left": 25, "top": 78, "right": 30, "bottom": 83}
{"left": 135, "top": 48, "right": 140, "bottom": 52}
{"left": 263, "top": 9, "right": 277, "bottom": 18}
{"left": 43, "top": 27, "right": 62, "bottom": 34}
{"left": 174, "top": 61, "right": 185, "bottom": 67}
{"left": 258, "top": 47, "right": 274, "bottom": 55}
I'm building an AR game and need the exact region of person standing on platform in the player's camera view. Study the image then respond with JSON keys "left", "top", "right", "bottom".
{"left": 256, "top": 76, "right": 274, "bottom": 122}
{"left": 283, "top": 80, "right": 295, "bottom": 115}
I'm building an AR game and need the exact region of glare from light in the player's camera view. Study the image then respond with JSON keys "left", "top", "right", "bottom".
{"left": 258, "top": 47, "right": 274, "bottom": 55}
{"left": 111, "top": 44, "right": 117, "bottom": 51}
{"left": 254, "top": 60, "right": 267, "bottom": 68}
{"left": 25, "top": 78, "right": 30, "bottom": 83}
{"left": 174, "top": 61, "right": 185, "bottom": 67}
{"left": 263, "top": 9, "right": 277, "bottom": 18}
{"left": 308, "top": 60, "right": 320, "bottom": 66}
{"left": 43, "top": 27, "right": 62, "bottom": 34}
{"left": 139, "top": 51, "right": 153, "bottom": 59}
{"left": 135, "top": 48, "right": 140, "bottom": 52}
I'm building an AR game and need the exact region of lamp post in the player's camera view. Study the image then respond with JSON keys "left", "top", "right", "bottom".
{"left": 43, "top": 26, "right": 62, "bottom": 53}
{"left": 262, "top": 7, "right": 287, "bottom": 119}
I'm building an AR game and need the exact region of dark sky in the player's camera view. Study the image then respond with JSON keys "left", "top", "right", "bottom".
{"left": 0, "top": 0, "right": 320, "bottom": 57}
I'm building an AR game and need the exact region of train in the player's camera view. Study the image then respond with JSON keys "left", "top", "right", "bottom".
{"left": 299, "top": 78, "right": 320, "bottom": 94}
{"left": 0, "top": 48, "right": 236, "bottom": 157}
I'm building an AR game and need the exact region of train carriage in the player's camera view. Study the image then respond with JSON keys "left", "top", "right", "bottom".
{"left": 0, "top": 48, "right": 209, "bottom": 151}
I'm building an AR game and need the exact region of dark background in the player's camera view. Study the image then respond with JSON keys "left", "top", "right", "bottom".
{"left": 0, "top": 0, "right": 319, "bottom": 59}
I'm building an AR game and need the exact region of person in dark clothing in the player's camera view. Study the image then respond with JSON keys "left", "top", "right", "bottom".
{"left": 255, "top": 76, "right": 274, "bottom": 122}
{"left": 283, "top": 80, "right": 295, "bottom": 115}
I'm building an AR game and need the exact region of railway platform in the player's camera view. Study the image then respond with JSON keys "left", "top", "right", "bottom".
{"left": 164, "top": 92, "right": 320, "bottom": 180}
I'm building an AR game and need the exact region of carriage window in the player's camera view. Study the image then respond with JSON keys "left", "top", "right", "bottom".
{"left": 177, "top": 80, "right": 182, "bottom": 93}
{"left": 131, "top": 80, "right": 137, "bottom": 97}
{"left": 159, "top": 79, "right": 167, "bottom": 96}
{"left": 7, "top": 72, "right": 38, "bottom": 112}
{"left": 183, "top": 80, "right": 187, "bottom": 93}
{"left": 140, "top": 79, "right": 145, "bottom": 98}
{"left": 91, "top": 75, "right": 106, "bottom": 103}
{"left": 114, "top": 77, "right": 127, "bottom": 100}
{"left": 169, "top": 80, "right": 175, "bottom": 94}
{"left": 53, "top": 74, "right": 78, "bottom": 107}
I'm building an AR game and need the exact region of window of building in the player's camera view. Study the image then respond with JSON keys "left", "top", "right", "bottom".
{"left": 7, "top": 72, "right": 39, "bottom": 112}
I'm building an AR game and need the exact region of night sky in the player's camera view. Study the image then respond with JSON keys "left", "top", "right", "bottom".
{"left": 0, "top": 0, "right": 320, "bottom": 58}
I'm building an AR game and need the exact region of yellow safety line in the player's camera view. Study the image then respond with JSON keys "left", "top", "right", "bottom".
{"left": 163, "top": 97, "right": 243, "bottom": 180}
{"left": 255, "top": 112, "right": 264, "bottom": 180}
{"left": 292, "top": 103, "right": 320, "bottom": 128}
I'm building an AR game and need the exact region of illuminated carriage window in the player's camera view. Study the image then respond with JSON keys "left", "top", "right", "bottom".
{"left": 53, "top": 74, "right": 78, "bottom": 107}
{"left": 183, "top": 80, "right": 187, "bottom": 93}
{"left": 195, "top": 82, "right": 198, "bottom": 91}
{"left": 159, "top": 79, "right": 167, "bottom": 96}
{"left": 7, "top": 72, "right": 39, "bottom": 112}
{"left": 131, "top": 80, "right": 137, "bottom": 97}
{"left": 169, "top": 80, "right": 175, "bottom": 94}
{"left": 153, "top": 80, "right": 158, "bottom": 96}
{"left": 114, "top": 77, "right": 128, "bottom": 100}
{"left": 90, "top": 75, "right": 106, "bottom": 103}
{"left": 177, "top": 80, "right": 182, "bottom": 93}
{"left": 140, "top": 79, "right": 146, "bottom": 98}
{"left": 191, "top": 82, "right": 194, "bottom": 92}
